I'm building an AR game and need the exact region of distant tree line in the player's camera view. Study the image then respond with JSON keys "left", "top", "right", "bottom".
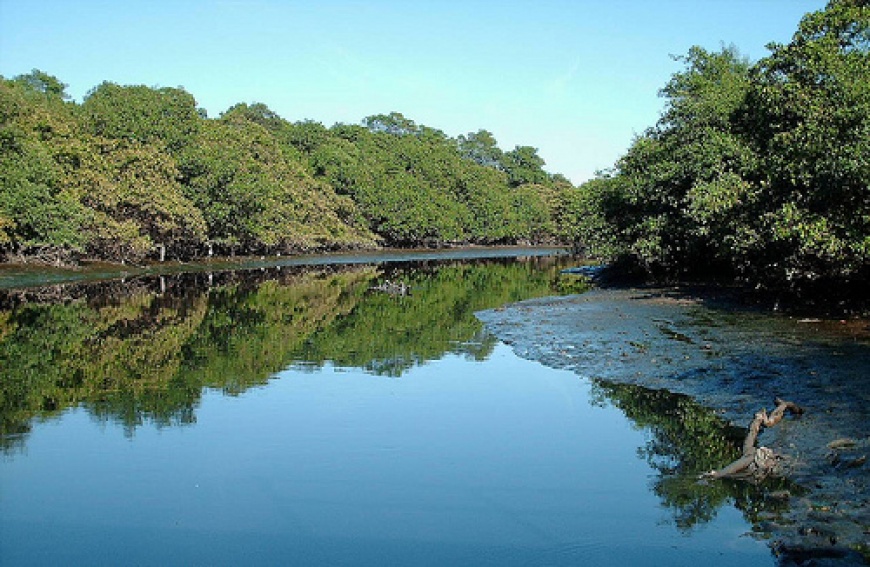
{"left": 0, "top": 72, "right": 569, "bottom": 264}
{"left": 560, "top": 0, "right": 869, "bottom": 294}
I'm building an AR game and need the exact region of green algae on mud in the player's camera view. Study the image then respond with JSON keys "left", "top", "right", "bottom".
{"left": 476, "top": 287, "right": 870, "bottom": 563}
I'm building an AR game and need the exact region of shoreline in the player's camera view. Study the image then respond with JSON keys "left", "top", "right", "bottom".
{"left": 476, "top": 287, "right": 870, "bottom": 563}
{"left": 0, "top": 245, "right": 570, "bottom": 291}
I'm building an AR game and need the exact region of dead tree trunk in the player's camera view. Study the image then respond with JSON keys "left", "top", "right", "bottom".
{"left": 703, "top": 398, "right": 804, "bottom": 481}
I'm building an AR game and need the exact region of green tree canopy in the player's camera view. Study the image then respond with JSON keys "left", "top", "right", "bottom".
{"left": 457, "top": 129, "right": 504, "bottom": 169}
{"left": 362, "top": 111, "right": 419, "bottom": 136}
{"left": 12, "top": 69, "right": 70, "bottom": 99}
{"left": 82, "top": 83, "right": 201, "bottom": 153}
{"left": 0, "top": 77, "right": 87, "bottom": 256}
{"left": 1, "top": 71, "right": 569, "bottom": 263}
{"left": 178, "top": 113, "right": 373, "bottom": 254}
{"left": 568, "top": 45, "right": 755, "bottom": 278}
{"left": 502, "top": 145, "right": 549, "bottom": 187}
{"left": 742, "top": 0, "right": 870, "bottom": 285}
{"left": 566, "top": 0, "right": 869, "bottom": 293}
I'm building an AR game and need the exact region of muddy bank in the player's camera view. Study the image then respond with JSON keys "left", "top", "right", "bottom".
{"left": 477, "top": 287, "right": 870, "bottom": 564}
{"left": 0, "top": 246, "right": 567, "bottom": 290}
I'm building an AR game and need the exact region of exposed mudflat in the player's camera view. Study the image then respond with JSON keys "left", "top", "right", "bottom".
{"left": 477, "top": 287, "right": 870, "bottom": 564}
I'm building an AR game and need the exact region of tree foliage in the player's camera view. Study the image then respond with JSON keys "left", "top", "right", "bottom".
{"left": 288, "top": 114, "right": 564, "bottom": 246}
{"left": 1, "top": 78, "right": 565, "bottom": 263}
{"left": 82, "top": 82, "right": 201, "bottom": 153}
{"left": 0, "top": 77, "right": 88, "bottom": 257}
{"left": 70, "top": 139, "right": 208, "bottom": 261}
{"left": 12, "top": 69, "right": 70, "bottom": 99}
{"left": 178, "top": 113, "right": 373, "bottom": 255}
{"left": 744, "top": 0, "right": 870, "bottom": 286}
{"left": 567, "top": 0, "right": 869, "bottom": 293}
{"left": 457, "top": 129, "right": 504, "bottom": 169}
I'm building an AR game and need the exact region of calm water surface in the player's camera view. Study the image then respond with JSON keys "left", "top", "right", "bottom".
{"left": 0, "top": 254, "right": 772, "bottom": 566}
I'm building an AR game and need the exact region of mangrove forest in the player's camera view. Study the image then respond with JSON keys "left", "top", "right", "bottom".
{"left": 2, "top": 0, "right": 868, "bottom": 299}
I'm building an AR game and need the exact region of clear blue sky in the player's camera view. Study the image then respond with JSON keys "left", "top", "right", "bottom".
{"left": 0, "top": 0, "right": 824, "bottom": 183}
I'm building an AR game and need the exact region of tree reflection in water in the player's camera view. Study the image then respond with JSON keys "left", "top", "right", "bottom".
{"left": 0, "top": 256, "right": 580, "bottom": 450}
{"left": 591, "top": 380, "right": 803, "bottom": 533}
{"left": 0, "top": 255, "right": 801, "bottom": 541}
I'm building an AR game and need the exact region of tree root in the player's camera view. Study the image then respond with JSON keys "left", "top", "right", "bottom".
{"left": 703, "top": 398, "right": 804, "bottom": 481}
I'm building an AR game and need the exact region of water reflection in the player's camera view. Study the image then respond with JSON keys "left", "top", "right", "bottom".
{"left": 0, "top": 255, "right": 783, "bottom": 565}
{"left": 591, "top": 381, "right": 803, "bottom": 533}
{"left": 0, "top": 257, "right": 583, "bottom": 451}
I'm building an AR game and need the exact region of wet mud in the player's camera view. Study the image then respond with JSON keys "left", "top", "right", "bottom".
{"left": 477, "top": 287, "right": 870, "bottom": 564}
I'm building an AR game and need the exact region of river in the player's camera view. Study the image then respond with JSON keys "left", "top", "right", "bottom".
{"left": 2, "top": 249, "right": 862, "bottom": 565}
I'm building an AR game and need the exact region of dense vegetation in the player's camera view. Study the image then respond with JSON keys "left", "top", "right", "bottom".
{"left": 562, "top": 0, "right": 869, "bottom": 294}
{"left": 0, "top": 72, "right": 567, "bottom": 264}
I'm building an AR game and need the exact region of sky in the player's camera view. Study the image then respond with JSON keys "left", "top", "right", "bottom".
{"left": 0, "top": 0, "right": 826, "bottom": 184}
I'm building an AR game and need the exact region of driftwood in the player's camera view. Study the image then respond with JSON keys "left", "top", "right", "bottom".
{"left": 703, "top": 398, "right": 804, "bottom": 481}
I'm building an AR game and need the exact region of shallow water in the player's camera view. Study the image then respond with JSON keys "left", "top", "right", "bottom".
{"left": 1, "top": 347, "right": 773, "bottom": 566}
{"left": 0, "top": 254, "right": 776, "bottom": 566}
{"left": 478, "top": 287, "right": 870, "bottom": 563}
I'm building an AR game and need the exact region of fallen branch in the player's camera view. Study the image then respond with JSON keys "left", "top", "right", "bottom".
{"left": 703, "top": 398, "right": 804, "bottom": 481}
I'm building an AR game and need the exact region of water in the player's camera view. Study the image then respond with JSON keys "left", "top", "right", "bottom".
{"left": 0, "top": 254, "right": 774, "bottom": 566}
{"left": 478, "top": 288, "right": 870, "bottom": 563}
